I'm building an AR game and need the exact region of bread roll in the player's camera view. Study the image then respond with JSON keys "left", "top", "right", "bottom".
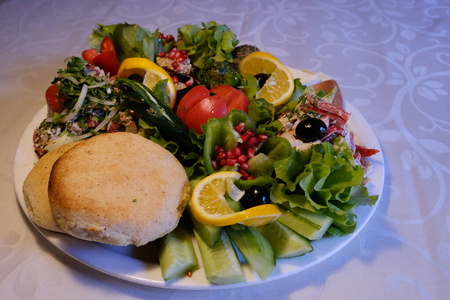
{"left": 48, "top": 132, "right": 190, "bottom": 246}
{"left": 23, "top": 143, "right": 77, "bottom": 232}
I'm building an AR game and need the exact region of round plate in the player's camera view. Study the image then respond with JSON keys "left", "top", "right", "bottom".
{"left": 14, "top": 101, "right": 384, "bottom": 290}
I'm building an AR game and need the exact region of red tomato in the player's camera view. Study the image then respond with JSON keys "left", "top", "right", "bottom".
{"left": 92, "top": 50, "right": 120, "bottom": 76}
{"left": 82, "top": 48, "right": 98, "bottom": 63}
{"left": 183, "top": 95, "right": 227, "bottom": 134}
{"left": 45, "top": 83, "right": 66, "bottom": 113}
{"left": 355, "top": 145, "right": 380, "bottom": 157}
{"left": 176, "top": 85, "right": 210, "bottom": 120}
{"left": 226, "top": 89, "right": 249, "bottom": 113}
{"left": 210, "top": 84, "right": 249, "bottom": 114}
{"left": 101, "top": 36, "right": 115, "bottom": 52}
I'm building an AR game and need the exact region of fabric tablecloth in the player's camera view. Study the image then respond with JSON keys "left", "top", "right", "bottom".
{"left": 1, "top": 0, "right": 449, "bottom": 299}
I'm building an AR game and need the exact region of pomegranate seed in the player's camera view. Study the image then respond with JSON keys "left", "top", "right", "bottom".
{"left": 171, "top": 76, "right": 179, "bottom": 84}
{"left": 247, "top": 176, "right": 256, "bottom": 180}
{"left": 185, "top": 79, "right": 194, "bottom": 87}
{"left": 247, "top": 136, "right": 258, "bottom": 147}
{"left": 237, "top": 155, "right": 248, "bottom": 163}
{"left": 165, "top": 35, "right": 174, "bottom": 43}
{"left": 168, "top": 49, "right": 176, "bottom": 59}
{"left": 215, "top": 145, "right": 224, "bottom": 153}
{"left": 247, "top": 148, "right": 255, "bottom": 158}
{"left": 219, "top": 159, "right": 227, "bottom": 167}
{"left": 226, "top": 158, "right": 237, "bottom": 166}
{"left": 233, "top": 147, "right": 241, "bottom": 157}
{"left": 246, "top": 130, "right": 255, "bottom": 137}
{"left": 226, "top": 150, "right": 234, "bottom": 159}
{"left": 258, "top": 134, "right": 268, "bottom": 142}
{"left": 234, "top": 122, "right": 245, "bottom": 133}
{"left": 211, "top": 160, "right": 218, "bottom": 170}
{"left": 158, "top": 52, "right": 166, "bottom": 58}
{"left": 175, "top": 51, "right": 181, "bottom": 59}
{"left": 177, "top": 57, "right": 185, "bottom": 63}
{"left": 241, "top": 133, "right": 250, "bottom": 143}
{"left": 215, "top": 151, "right": 226, "bottom": 161}
{"left": 176, "top": 66, "right": 182, "bottom": 72}
{"left": 239, "top": 169, "right": 249, "bottom": 179}
{"left": 239, "top": 162, "right": 249, "bottom": 170}
{"left": 172, "top": 61, "right": 179, "bottom": 69}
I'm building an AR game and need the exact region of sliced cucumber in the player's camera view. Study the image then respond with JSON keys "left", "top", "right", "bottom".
{"left": 159, "top": 224, "right": 198, "bottom": 281}
{"left": 225, "top": 226, "right": 276, "bottom": 280}
{"left": 186, "top": 202, "right": 221, "bottom": 246}
{"left": 194, "top": 229, "right": 245, "bottom": 285}
{"left": 257, "top": 221, "right": 313, "bottom": 258}
{"left": 277, "top": 205, "right": 333, "bottom": 240}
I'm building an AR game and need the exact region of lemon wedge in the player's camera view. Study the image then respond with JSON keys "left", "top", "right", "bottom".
{"left": 118, "top": 57, "right": 177, "bottom": 109}
{"left": 190, "top": 171, "right": 281, "bottom": 227}
{"left": 239, "top": 51, "right": 294, "bottom": 107}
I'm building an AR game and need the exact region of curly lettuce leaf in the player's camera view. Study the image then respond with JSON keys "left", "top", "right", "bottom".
{"left": 177, "top": 21, "right": 239, "bottom": 68}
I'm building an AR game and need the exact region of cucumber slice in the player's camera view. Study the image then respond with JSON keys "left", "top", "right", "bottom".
{"left": 277, "top": 205, "right": 333, "bottom": 240}
{"left": 159, "top": 224, "right": 198, "bottom": 281}
{"left": 225, "top": 226, "right": 276, "bottom": 280}
{"left": 186, "top": 202, "right": 221, "bottom": 246}
{"left": 257, "top": 221, "right": 313, "bottom": 258}
{"left": 194, "top": 229, "right": 245, "bottom": 285}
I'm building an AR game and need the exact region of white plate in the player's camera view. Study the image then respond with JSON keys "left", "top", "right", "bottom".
{"left": 14, "top": 101, "right": 384, "bottom": 290}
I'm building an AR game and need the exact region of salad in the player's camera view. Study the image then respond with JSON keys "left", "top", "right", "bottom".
{"left": 34, "top": 21, "right": 379, "bottom": 284}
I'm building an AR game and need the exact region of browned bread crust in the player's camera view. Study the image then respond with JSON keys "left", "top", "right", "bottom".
{"left": 48, "top": 132, "right": 190, "bottom": 246}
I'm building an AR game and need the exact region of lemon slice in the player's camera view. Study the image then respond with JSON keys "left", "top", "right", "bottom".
{"left": 239, "top": 51, "right": 294, "bottom": 107}
{"left": 118, "top": 57, "right": 177, "bottom": 109}
{"left": 191, "top": 171, "right": 281, "bottom": 227}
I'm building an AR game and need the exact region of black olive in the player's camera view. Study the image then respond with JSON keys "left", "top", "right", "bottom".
{"left": 127, "top": 73, "right": 144, "bottom": 82}
{"left": 295, "top": 118, "right": 327, "bottom": 142}
{"left": 254, "top": 73, "right": 270, "bottom": 88}
{"left": 241, "top": 186, "right": 271, "bottom": 209}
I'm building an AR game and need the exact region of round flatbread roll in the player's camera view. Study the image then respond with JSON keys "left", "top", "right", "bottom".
{"left": 48, "top": 132, "right": 190, "bottom": 247}
{"left": 22, "top": 143, "right": 77, "bottom": 232}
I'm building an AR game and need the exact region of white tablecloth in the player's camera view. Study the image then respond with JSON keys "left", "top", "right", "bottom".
{"left": 1, "top": 0, "right": 449, "bottom": 299}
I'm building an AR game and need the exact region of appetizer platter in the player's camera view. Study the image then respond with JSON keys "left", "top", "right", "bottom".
{"left": 14, "top": 21, "right": 384, "bottom": 288}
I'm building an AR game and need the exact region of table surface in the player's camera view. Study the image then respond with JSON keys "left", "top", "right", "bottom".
{"left": 1, "top": 0, "right": 449, "bottom": 299}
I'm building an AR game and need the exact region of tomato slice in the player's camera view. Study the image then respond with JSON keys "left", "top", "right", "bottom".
{"left": 355, "top": 145, "right": 380, "bottom": 157}
{"left": 183, "top": 94, "right": 227, "bottom": 134}
{"left": 82, "top": 48, "right": 98, "bottom": 64}
{"left": 92, "top": 50, "right": 120, "bottom": 76}
{"left": 176, "top": 85, "right": 210, "bottom": 120}
{"left": 45, "top": 83, "right": 66, "bottom": 113}
{"left": 210, "top": 84, "right": 249, "bottom": 114}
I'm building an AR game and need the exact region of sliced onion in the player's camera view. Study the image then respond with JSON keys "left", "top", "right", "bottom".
{"left": 60, "top": 84, "right": 88, "bottom": 123}
{"left": 87, "top": 80, "right": 109, "bottom": 89}
{"left": 86, "top": 94, "right": 117, "bottom": 106}
{"left": 94, "top": 107, "right": 119, "bottom": 132}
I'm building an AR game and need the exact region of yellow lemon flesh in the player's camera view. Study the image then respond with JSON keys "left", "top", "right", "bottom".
{"left": 118, "top": 57, "right": 177, "bottom": 109}
{"left": 190, "top": 171, "right": 281, "bottom": 227}
{"left": 239, "top": 51, "right": 294, "bottom": 107}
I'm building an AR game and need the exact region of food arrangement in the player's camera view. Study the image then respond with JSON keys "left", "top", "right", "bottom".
{"left": 23, "top": 21, "right": 380, "bottom": 285}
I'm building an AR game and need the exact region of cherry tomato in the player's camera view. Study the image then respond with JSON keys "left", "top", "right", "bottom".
{"left": 183, "top": 94, "right": 227, "bottom": 134}
{"left": 176, "top": 85, "right": 210, "bottom": 120}
{"left": 45, "top": 83, "right": 66, "bottom": 113}
{"left": 210, "top": 84, "right": 249, "bottom": 114}
{"left": 82, "top": 48, "right": 98, "bottom": 63}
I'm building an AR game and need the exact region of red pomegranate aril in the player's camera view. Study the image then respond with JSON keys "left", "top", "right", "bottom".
{"left": 241, "top": 133, "right": 250, "bottom": 143}
{"left": 247, "top": 176, "right": 256, "bottom": 180}
{"left": 233, "top": 147, "right": 241, "bottom": 157}
{"left": 219, "top": 159, "right": 227, "bottom": 167}
{"left": 158, "top": 52, "right": 166, "bottom": 58}
{"left": 257, "top": 134, "right": 268, "bottom": 142}
{"left": 234, "top": 122, "right": 245, "bottom": 134}
{"left": 239, "top": 169, "right": 249, "bottom": 179}
{"left": 171, "top": 76, "right": 179, "bottom": 84}
{"left": 226, "top": 149, "right": 234, "bottom": 159}
{"left": 247, "top": 136, "right": 258, "bottom": 147}
{"left": 211, "top": 160, "right": 218, "bottom": 170}
{"left": 215, "top": 145, "right": 224, "bottom": 153}
{"left": 165, "top": 35, "right": 175, "bottom": 43}
{"left": 247, "top": 148, "right": 255, "bottom": 158}
{"left": 226, "top": 158, "right": 237, "bottom": 166}
{"left": 177, "top": 57, "right": 185, "bottom": 63}
{"left": 172, "top": 61, "right": 179, "bottom": 69}
{"left": 215, "top": 151, "right": 226, "bottom": 161}
{"left": 237, "top": 154, "right": 248, "bottom": 163}
{"left": 239, "top": 162, "right": 249, "bottom": 170}
{"left": 175, "top": 51, "right": 181, "bottom": 59}
{"left": 185, "top": 79, "right": 194, "bottom": 87}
